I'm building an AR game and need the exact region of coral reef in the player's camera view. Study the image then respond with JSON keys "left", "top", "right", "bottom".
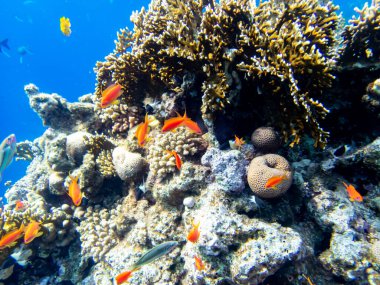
{"left": 362, "top": 78, "right": 380, "bottom": 118}
{"left": 247, "top": 154, "right": 293, "bottom": 198}
{"left": 3, "top": 0, "right": 380, "bottom": 284}
{"left": 94, "top": 0, "right": 342, "bottom": 148}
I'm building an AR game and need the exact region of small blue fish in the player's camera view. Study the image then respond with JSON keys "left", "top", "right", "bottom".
{"left": 0, "top": 134, "right": 17, "bottom": 181}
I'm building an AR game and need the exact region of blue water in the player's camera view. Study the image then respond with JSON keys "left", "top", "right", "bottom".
{"left": 0, "top": 0, "right": 367, "bottom": 196}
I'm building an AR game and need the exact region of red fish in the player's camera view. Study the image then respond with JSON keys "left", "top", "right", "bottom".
{"left": 115, "top": 269, "right": 137, "bottom": 285}
{"left": 100, "top": 83, "right": 123, "bottom": 108}
{"left": 165, "top": 150, "right": 182, "bottom": 170}
{"left": 24, "top": 221, "right": 43, "bottom": 244}
{"left": 265, "top": 174, "right": 288, "bottom": 190}
{"left": 15, "top": 200, "right": 26, "bottom": 211}
{"left": 187, "top": 221, "right": 200, "bottom": 243}
{"left": 194, "top": 256, "right": 205, "bottom": 271}
{"left": 342, "top": 182, "right": 363, "bottom": 202}
{"left": 162, "top": 111, "right": 202, "bottom": 134}
{"left": 0, "top": 223, "right": 25, "bottom": 250}
{"left": 234, "top": 135, "right": 245, "bottom": 149}
{"left": 135, "top": 114, "right": 150, "bottom": 147}
{"left": 68, "top": 175, "right": 82, "bottom": 206}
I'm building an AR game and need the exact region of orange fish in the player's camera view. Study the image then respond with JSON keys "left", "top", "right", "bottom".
{"left": 100, "top": 83, "right": 124, "bottom": 108}
{"left": 135, "top": 113, "right": 150, "bottom": 147}
{"left": 162, "top": 111, "right": 202, "bottom": 134}
{"left": 115, "top": 269, "right": 137, "bottom": 285}
{"left": 68, "top": 175, "right": 82, "bottom": 206}
{"left": 0, "top": 223, "right": 25, "bottom": 250}
{"left": 234, "top": 135, "right": 245, "bottom": 149}
{"left": 342, "top": 182, "right": 363, "bottom": 202}
{"left": 194, "top": 256, "right": 205, "bottom": 271}
{"left": 24, "top": 221, "right": 43, "bottom": 244}
{"left": 187, "top": 221, "right": 200, "bottom": 243}
{"left": 265, "top": 174, "right": 288, "bottom": 190}
{"left": 15, "top": 200, "right": 26, "bottom": 211}
{"left": 165, "top": 150, "right": 182, "bottom": 170}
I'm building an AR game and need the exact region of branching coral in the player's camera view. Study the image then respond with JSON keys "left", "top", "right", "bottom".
{"left": 95, "top": 0, "right": 342, "bottom": 148}
{"left": 340, "top": 0, "right": 380, "bottom": 68}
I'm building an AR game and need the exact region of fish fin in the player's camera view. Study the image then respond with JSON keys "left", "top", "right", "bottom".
{"left": 36, "top": 231, "right": 43, "bottom": 237}
{"left": 9, "top": 241, "right": 18, "bottom": 248}
{"left": 349, "top": 197, "right": 354, "bottom": 202}
{"left": 342, "top": 181, "right": 348, "bottom": 189}
{"left": 110, "top": 100, "right": 120, "bottom": 106}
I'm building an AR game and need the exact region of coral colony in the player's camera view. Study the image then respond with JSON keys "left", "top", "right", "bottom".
{"left": 1, "top": 0, "right": 380, "bottom": 284}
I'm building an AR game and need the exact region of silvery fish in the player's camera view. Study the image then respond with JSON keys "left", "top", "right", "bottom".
{"left": 0, "top": 134, "right": 17, "bottom": 181}
{"left": 132, "top": 240, "right": 178, "bottom": 270}
{"left": 115, "top": 241, "right": 178, "bottom": 284}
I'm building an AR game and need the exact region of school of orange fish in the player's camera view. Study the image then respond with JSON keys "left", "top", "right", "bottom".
{"left": 0, "top": 82, "right": 364, "bottom": 284}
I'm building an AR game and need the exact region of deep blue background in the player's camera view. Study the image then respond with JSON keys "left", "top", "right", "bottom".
{"left": 0, "top": 0, "right": 366, "bottom": 196}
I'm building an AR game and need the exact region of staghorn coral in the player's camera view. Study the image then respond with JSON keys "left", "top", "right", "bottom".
{"left": 247, "top": 154, "right": 293, "bottom": 198}
{"left": 146, "top": 126, "right": 207, "bottom": 180}
{"left": 251, "top": 127, "right": 281, "bottom": 153}
{"left": 340, "top": 0, "right": 380, "bottom": 68}
{"left": 94, "top": 0, "right": 342, "bottom": 148}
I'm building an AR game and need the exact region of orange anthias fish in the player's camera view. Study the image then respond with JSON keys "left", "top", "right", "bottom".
{"left": 0, "top": 223, "right": 25, "bottom": 250}
{"left": 60, "top": 17, "right": 71, "bottom": 36}
{"left": 187, "top": 221, "right": 200, "bottom": 243}
{"left": 15, "top": 200, "right": 26, "bottom": 211}
{"left": 342, "top": 182, "right": 363, "bottom": 202}
{"left": 100, "top": 83, "right": 124, "bottom": 108}
{"left": 115, "top": 269, "right": 137, "bottom": 285}
{"left": 162, "top": 111, "right": 202, "bottom": 134}
{"left": 194, "top": 256, "right": 205, "bottom": 271}
{"left": 234, "top": 135, "right": 245, "bottom": 149}
{"left": 265, "top": 174, "right": 288, "bottom": 190}
{"left": 165, "top": 150, "right": 182, "bottom": 170}
{"left": 24, "top": 221, "right": 43, "bottom": 244}
{"left": 135, "top": 113, "right": 150, "bottom": 147}
{"left": 68, "top": 175, "right": 82, "bottom": 206}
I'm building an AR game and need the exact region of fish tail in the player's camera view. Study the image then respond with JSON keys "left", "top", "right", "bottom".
{"left": 69, "top": 175, "right": 79, "bottom": 182}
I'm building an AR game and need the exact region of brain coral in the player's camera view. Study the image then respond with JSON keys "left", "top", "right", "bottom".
{"left": 247, "top": 154, "right": 292, "bottom": 198}
{"left": 112, "top": 146, "right": 146, "bottom": 181}
{"left": 251, "top": 127, "right": 281, "bottom": 153}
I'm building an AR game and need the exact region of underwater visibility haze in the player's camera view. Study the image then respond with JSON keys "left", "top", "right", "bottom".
{"left": 0, "top": 0, "right": 380, "bottom": 284}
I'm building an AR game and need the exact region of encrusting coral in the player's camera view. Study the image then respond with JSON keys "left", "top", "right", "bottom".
{"left": 94, "top": 0, "right": 342, "bottom": 148}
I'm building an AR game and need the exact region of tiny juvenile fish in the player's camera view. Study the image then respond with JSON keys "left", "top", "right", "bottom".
{"left": 115, "top": 241, "right": 178, "bottom": 284}
{"left": 187, "top": 221, "right": 200, "bottom": 243}
{"left": 162, "top": 111, "right": 202, "bottom": 134}
{"left": 68, "top": 175, "right": 82, "bottom": 206}
{"left": 24, "top": 221, "right": 43, "bottom": 244}
{"left": 0, "top": 223, "right": 25, "bottom": 250}
{"left": 342, "top": 182, "right": 363, "bottom": 202}
{"left": 194, "top": 255, "right": 205, "bottom": 271}
{"left": 165, "top": 150, "right": 182, "bottom": 170}
{"left": 135, "top": 113, "right": 150, "bottom": 147}
{"left": 100, "top": 83, "right": 123, "bottom": 108}
{"left": 60, "top": 17, "right": 71, "bottom": 36}
{"left": 265, "top": 174, "right": 288, "bottom": 190}
{"left": 234, "top": 135, "right": 245, "bottom": 149}
{"left": 0, "top": 134, "right": 17, "bottom": 181}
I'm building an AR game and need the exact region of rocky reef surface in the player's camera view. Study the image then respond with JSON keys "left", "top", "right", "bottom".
{"left": 1, "top": 0, "right": 380, "bottom": 285}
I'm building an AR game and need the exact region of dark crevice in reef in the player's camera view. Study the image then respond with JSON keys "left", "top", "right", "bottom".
{"left": 314, "top": 228, "right": 333, "bottom": 256}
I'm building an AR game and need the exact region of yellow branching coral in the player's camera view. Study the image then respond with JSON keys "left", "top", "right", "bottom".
{"left": 95, "top": 0, "right": 343, "bottom": 148}
{"left": 340, "top": 0, "right": 380, "bottom": 67}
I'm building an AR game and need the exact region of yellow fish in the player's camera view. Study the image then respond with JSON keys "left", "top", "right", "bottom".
{"left": 60, "top": 17, "right": 71, "bottom": 36}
